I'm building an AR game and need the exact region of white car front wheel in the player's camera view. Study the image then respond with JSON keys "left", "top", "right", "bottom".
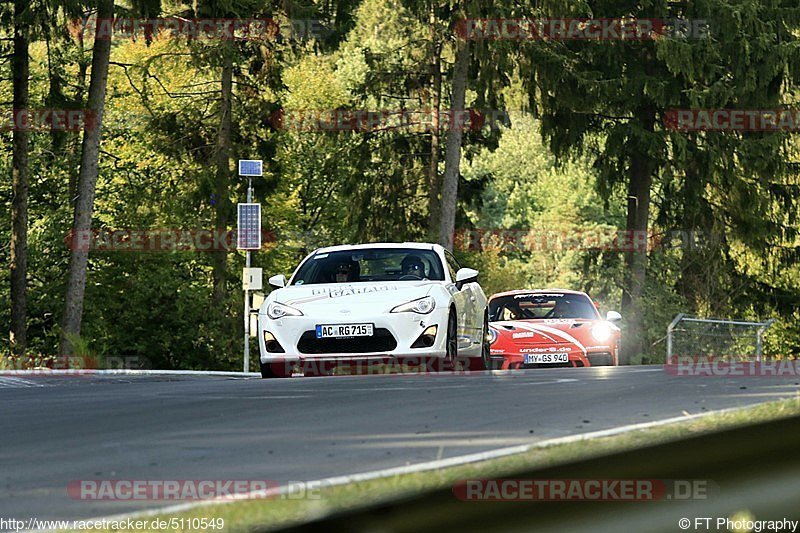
{"left": 432, "top": 310, "right": 457, "bottom": 372}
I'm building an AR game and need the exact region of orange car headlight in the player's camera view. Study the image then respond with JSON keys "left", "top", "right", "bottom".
{"left": 591, "top": 323, "right": 613, "bottom": 342}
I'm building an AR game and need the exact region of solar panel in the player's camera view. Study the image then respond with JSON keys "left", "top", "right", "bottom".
{"left": 237, "top": 203, "right": 262, "bottom": 250}
{"left": 238, "top": 159, "right": 263, "bottom": 177}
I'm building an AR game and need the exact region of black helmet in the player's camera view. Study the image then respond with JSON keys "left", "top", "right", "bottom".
{"left": 401, "top": 255, "right": 425, "bottom": 276}
{"left": 330, "top": 260, "right": 359, "bottom": 282}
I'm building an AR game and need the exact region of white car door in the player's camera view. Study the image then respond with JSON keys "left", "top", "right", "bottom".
{"left": 444, "top": 251, "right": 473, "bottom": 351}
{"left": 463, "top": 281, "right": 484, "bottom": 353}
{"left": 469, "top": 281, "right": 487, "bottom": 341}
{"left": 448, "top": 251, "right": 488, "bottom": 354}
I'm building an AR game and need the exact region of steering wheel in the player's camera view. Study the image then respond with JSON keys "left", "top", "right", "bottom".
{"left": 399, "top": 274, "right": 421, "bottom": 280}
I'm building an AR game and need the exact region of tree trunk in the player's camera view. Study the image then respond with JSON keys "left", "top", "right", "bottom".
{"left": 10, "top": 0, "right": 30, "bottom": 355}
{"left": 619, "top": 108, "right": 656, "bottom": 365}
{"left": 70, "top": 23, "right": 90, "bottom": 200}
{"left": 212, "top": 49, "right": 234, "bottom": 305}
{"left": 678, "top": 137, "right": 722, "bottom": 315}
{"left": 678, "top": 139, "right": 702, "bottom": 310}
{"left": 46, "top": 35, "right": 67, "bottom": 160}
{"left": 59, "top": 0, "right": 114, "bottom": 356}
{"left": 437, "top": 36, "right": 470, "bottom": 250}
{"left": 426, "top": 7, "right": 442, "bottom": 239}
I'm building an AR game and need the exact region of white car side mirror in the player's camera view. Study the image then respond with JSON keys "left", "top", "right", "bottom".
{"left": 606, "top": 310, "right": 622, "bottom": 322}
{"left": 268, "top": 274, "right": 286, "bottom": 289}
{"left": 455, "top": 268, "right": 479, "bottom": 289}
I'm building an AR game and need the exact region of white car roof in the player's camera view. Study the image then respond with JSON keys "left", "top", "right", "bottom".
{"left": 313, "top": 242, "right": 441, "bottom": 253}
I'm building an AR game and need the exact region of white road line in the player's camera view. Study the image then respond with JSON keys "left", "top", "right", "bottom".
{"left": 54, "top": 401, "right": 772, "bottom": 531}
{"left": 0, "top": 376, "right": 44, "bottom": 388}
{"left": 0, "top": 369, "right": 262, "bottom": 378}
{"left": 0, "top": 369, "right": 585, "bottom": 382}
{"left": 0, "top": 367, "right": 661, "bottom": 379}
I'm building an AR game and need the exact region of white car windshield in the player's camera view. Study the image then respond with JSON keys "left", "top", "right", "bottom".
{"left": 292, "top": 248, "right": 445, "bottom": 285}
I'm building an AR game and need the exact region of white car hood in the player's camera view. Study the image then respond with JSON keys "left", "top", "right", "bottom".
{"left": 270, "top": 281, "right": 438, "bottom": 312}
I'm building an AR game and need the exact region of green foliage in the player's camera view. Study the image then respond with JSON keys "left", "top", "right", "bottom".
{"left": 453, "top": 248, "right": 527, "bottom": 297}
{"left": 462, "top": 114, "right": 626, "bottom": 303}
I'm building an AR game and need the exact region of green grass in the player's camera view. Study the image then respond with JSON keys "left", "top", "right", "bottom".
{"left": 72, "top": 396, "right": 800, "bottom": 532}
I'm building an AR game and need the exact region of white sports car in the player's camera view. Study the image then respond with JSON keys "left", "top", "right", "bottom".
{"left": 258, "top": 243, "right": 490, "bottom": 378}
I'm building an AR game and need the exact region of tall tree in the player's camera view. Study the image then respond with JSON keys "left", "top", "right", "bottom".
{"left": 182, "top": 0, "right": 268, "bottom": 306}
{"left": 60, "top": 0, "right": 115, "bottom": 355}
{"left": 426, "top": 4, "right": 443, "bottom": 239}
{"left": 212, "top": 45, "right": 234, "bottom": 305}
{"left": 522, "top": 0, "right": 800, "bottom": 363}
{"left": 9, "top": 0, "right": 30, "bottom": 355}
{"left": 660, "top": 0, "right": 800, "bottom": 322}
{"left": 619, "top": 104, "right": 656, "bottom": 364}
{"left": 431, "top": 0, "right": 516, "bottom": 249}
{"left": 519, "top": 2, "right": 677, "bottom": 363}
{"left": 438, "top": 34, "right": 470, "bottom": 249}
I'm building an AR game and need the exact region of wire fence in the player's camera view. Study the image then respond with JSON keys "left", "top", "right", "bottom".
{"left": 666, "top": 314, "right": 776, "bottom": 362}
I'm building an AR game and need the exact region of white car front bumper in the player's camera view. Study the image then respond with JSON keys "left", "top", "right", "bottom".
{"left": 258, "top": 306, "right": 451, "bottom": 363}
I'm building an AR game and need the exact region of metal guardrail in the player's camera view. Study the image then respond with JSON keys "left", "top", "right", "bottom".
{"left": 274, "top": 413, "right": 800, "bottom": 533}
{"left": 666, "top": 315, "right": 776, "bottom": 362}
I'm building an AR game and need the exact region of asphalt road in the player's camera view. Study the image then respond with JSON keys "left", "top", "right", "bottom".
{"left": 2, "top": 366, "right": 799, "bottom": 522}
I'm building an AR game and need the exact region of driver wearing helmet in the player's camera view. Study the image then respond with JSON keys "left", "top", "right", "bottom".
{"left": 547, "top": 298, "right": 571, "bottom": 319}
{"left": 400, "top": 255, "right": 426, "bottom": 279}
{"left": 330, "top": 260, "right": 359, "bottom": 283}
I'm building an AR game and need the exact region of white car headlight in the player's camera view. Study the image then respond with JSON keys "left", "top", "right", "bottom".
{"left": 391, "top": 296, "right": 435, "bottom": 314}
{"left": 591, "top": 323, "right": 613, "bottom": 342}
{"left": 267, "top": 301, "right": 304, "bottom": 319}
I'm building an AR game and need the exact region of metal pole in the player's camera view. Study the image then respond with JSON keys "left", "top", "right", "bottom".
{"left": 666, "top": 313, "right": 684, "bottom": 363}
{"left": 666, "top": 332, "right": 671, "bottom": 363}
{"left": 755, "top": 331, "right": 762, "bottom": 362}
{"left": 244, "top": 176, "right": 252, "bottom": 373}
{"left": 755, "top": 318, "right": 776, "bottom": 363}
